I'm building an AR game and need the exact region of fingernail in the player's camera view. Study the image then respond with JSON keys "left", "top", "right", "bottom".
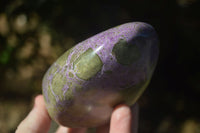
{"left": 117, "top": 106, "right": 131, "bottom": 120}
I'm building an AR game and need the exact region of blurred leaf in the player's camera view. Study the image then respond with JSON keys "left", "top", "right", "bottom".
{"left": 0, "top": 46, "right": 13, "bottom": 65}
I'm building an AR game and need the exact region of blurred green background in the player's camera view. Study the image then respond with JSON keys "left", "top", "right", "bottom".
{"left": 0, "top": 0, "right": 200, "bottom": 133}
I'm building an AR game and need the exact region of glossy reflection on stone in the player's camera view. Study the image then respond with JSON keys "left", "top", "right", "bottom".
{"left": 74, "top": 48, "right": 103, "bottom": 80}
{"left": 42, "top": 22, "right": 159, "bottom": 127}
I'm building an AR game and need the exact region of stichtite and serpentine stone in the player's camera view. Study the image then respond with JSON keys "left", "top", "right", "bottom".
{"left": 42, "top": 22, "right": 159, "bottom": 127}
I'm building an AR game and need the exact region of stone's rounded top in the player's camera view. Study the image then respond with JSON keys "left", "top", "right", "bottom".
{"left": 104, "top": 22, "right": 157, "bottom": 40}
{"left": 73, "top": 22, "right": 159, "bottom": 67}
{"left": 42, "top": 22, "right": 159, "bottom": 128}
{"left": 84, "top": 22, "right": 157, "bottom": 44}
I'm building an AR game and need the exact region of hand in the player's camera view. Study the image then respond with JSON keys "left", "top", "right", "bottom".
{"left": 16, "top": 95, "right": 138, "bottom": 133}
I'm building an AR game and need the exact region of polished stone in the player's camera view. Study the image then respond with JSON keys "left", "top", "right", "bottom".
{"left": 42, "top": 22, "right": 159, "bottom": 127}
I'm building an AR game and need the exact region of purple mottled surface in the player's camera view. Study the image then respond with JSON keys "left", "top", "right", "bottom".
{"left": 42, "top": 22, "right": 159, "bottom": 127}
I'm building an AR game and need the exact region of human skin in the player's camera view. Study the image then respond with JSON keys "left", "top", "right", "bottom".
{"left": 42, "top": 22, "right": 159, "bottom": 127}
{"left": 16, "top": 95, "right": 139, "bottom": 133}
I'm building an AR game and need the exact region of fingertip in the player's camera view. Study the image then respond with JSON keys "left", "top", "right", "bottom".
{"left": 112, "top": 104, "right": 132, "bottom": 121}
{"left": 16, "top": 94, "right": 51, "bottom": 133}
{"left": 110, "top": 104, "right": 139, "bottom": 133}
{"left": 34, "top": 95, "right": 45, "bottom": 107}
{"left": 34, "top": 94, "right": 50, "bottom": 118}
{"left": 110, "top": 104, "right": 132, "bottom": 133}
{"left": 56, "top": 126, "right": 87, "bottom": 133}
{"left": 56, "top": 126, "right": 68, "bottom": 133}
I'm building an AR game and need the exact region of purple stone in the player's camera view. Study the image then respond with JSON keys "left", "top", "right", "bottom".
{"left": 42, "top": 22, "right": 159, "bottom": 127}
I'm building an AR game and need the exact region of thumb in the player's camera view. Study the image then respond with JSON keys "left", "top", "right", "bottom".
{"left": 16, "top": 95, "right": 51, "bottom": 133}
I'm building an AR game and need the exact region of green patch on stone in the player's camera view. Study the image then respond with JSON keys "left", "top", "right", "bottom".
{"left": 68, "top": 72, "right": 74, "bottom": 78}
{"left": 112, "top": 39, "right": 140, "bottom": 65}
{"left": 65, "top": 84, "right": 73, "bottom": 100}
{"left": 65, "top": 81, "right": 82, "bottom": 100}
{"left": 70, "top": 52, "right": 77, "bottom": 64}
{"left": 74, "top": 48, "right": 103, "bottom": 80}
{"left": 51, "top": 72, "right": 67, "bottom": 100}
{"left": 47, "top": 84, "right": 57, "bottom": 106}
{"left": 49, "top": 64, "right": 58, "bottom": 75}
{"left": 56, "top": 47, "right": 73, "bottom": 66}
